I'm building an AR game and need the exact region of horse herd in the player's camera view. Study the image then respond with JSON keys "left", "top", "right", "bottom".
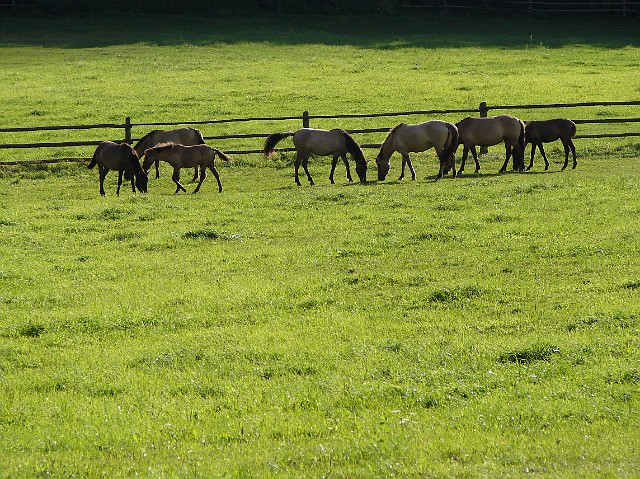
{"left": 88, "top": 115, "right": 577, "bottom": 195}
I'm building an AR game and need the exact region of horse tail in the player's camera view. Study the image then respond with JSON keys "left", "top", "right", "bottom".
{"left": 518, "top": 120, "right": 525, "bottom": 153}
{"left": 340, "top": 130, "right": 366, "bottom": 163}
{"left": 441, "top": 123, "right": 459, "bottom": 161}
{"left": 570, "top": 120, "right": 577, "bottom": 138}
{"left": 88, "top": 152, "right": 98, "bottom": 169}
{"left": 213, "top": 148, "right": 233, "bottom": 162}
{"left": 263, "top": 132, "right": 294, "bottom": 158}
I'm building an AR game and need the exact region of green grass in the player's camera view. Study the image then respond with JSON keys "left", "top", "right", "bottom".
{"left": 0, "top": 14, "right": 639, "bottom": 160}
{"left": 1, "top": 12, "right": 639, "bottom": 478}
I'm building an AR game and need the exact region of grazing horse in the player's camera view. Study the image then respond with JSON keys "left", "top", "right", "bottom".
{"left": 525, "top": 119, "right": 577, "bottom": 171}
{"left": 142, "top": 143, "right": 233, "bottom": 194}
{"left": 263, "top": 128, "right": 367, "bottom": 186}
{"left": 375, "top": 120, "right": 459, "bottom": 181}
{"left": 133, "top": 127, "right": 205, "bottom": 180}
{"left": 88, "top": 141, "right": 148, "bottom": 196}
{"left": 456, "top": 115, "right": 526, "bottom": 174}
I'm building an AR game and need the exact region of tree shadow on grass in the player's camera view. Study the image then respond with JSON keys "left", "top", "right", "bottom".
{"left": 1, "top": 13, "right": 638, "bottom": 49}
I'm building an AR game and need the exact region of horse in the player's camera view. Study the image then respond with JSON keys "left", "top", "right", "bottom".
{"left": 524, "top": 119, "right": 577, "bottom": 171}
{"left": 142, "top": 142, "right": 233, "bottom": 194}
{"left": 263, "top": 128, "right": 367, "bottom": 186}
{"left": 455, "top": 115, "right": 526, "bottom": 174}
{"left": 375, "top": 120, "right": 459, "bottom": 181}
{"left": 88, "top": 141, "right": 148, "bottom": 196}
{"left": 133, "top": 127, "right": 205, "bottom": 180}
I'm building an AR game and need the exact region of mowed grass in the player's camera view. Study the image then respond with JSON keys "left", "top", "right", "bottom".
{"left": 1, "top": 12, "right": 640, "bottom": 479}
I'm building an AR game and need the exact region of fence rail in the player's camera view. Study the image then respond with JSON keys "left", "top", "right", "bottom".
{"left": 1, "top": 100, "right": 639, "bottom": 164}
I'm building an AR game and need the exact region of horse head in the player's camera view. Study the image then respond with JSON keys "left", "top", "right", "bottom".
{"left": 141, "top": 148, "right": 158, "bottom": 173}
{"left": 135, "top": 171, "right": 148, "bottom": 193}
{"left": 376, "top": 156, "right": 390, "bottom": 181}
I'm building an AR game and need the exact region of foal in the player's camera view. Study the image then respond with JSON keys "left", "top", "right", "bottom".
{"left": 142, "top": 143, "right": 233, "bottom": 193}
{"left": 525, "top": 119, "right": 577, "bottom": 171}
{"left": 88, "top": 141, "right": 148, "bottom": 196}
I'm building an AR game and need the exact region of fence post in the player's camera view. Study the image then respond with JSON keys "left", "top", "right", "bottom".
{"left": 479, "top": 102, "right": 489, "bottom": 154}
{"left": 302, "top": 111, "right": 310, "bottom": 129}
{"left": 124, "top": 116, "right": 132, "bottom": 144}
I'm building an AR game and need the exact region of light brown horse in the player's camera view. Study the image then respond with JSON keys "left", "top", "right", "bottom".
{"left": 263, "top": 128, "right": 367, "bottom": 186}
{"left": 525, "top": 119, "right": 577, "bottom": 171}
{"left": 88, "top": 141, "right": 148, "bottom": 196}
{"left": 142, "top": 143, "right": 233, "bottom": 193}
{"left": 133, "top": 127, "right": 205, "bottom": 180}
{"left": 456, "top": 115, "right": 525, "bottom": 174}
{"left": 375, "top": 120, "right": 459, "bottom": 181}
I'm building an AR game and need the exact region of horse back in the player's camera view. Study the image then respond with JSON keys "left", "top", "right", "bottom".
{"left": 173, "top": 144, "right": 215, "bottom": 168}
{"left": 457, "top": 115, "right": 521, "bottom": 147}
{"left": 135, "top": 128, "right": 204, "bottom": 155}
{"left": 395, "top": 121, "right": 450, "bottom": 152}
{"left": 94, "top": 141, "right": 137, "bottom": 171}
{"left": 294, "top": 128, "right": 349, "bottom": 156}
{"left": 525, "top": 119, "right": 575, "bottom": 143}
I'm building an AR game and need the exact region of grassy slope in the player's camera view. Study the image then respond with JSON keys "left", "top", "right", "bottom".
{"left": 0, "top": 13, "right": 639, "bottom": 479}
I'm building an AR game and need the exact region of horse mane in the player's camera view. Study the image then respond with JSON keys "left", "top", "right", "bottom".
{"left": 133, "top": 130, "right": 161, "bottom": 151}
{"left": 378, "top": 123, "right": 405, "bottom": 158}
{"left": 146, "top": 142, "right": 177, "bottom": 154}
{"left": 335, "top": 129, "right": 366, "bottom": 164}
{"left": 123, "top": 143, "right": 145, "bottom": 176}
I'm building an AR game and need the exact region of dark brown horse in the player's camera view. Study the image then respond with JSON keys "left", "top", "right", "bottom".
{"left": 525, "top": 119, "right": 577, "bottom": 171}
{"left": 88, "top": 141, "right": 148, "bottom": 196}
{"left": 142, "top": 143, "right": 233, "bottom": 193}
{"left": 263, "top": 128, "right": 367, "bottom": 186}
{"left": 133, "top": 127, "right": 205, "bottom": 180}
{"left": 456, "top": 115, "right": 526, "bottom": 174}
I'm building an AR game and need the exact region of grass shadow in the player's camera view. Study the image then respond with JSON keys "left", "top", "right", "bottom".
{"left": 1, "top": 13, "right": 637, "bottom": 49}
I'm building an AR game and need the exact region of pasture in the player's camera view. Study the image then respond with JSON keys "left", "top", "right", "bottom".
{"left": 1, "top": 12, "right": 639, "bottom": 478}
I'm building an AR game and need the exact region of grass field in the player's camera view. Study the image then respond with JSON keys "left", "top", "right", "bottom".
{"left": 1, "top": 12, "right": 639, "bottom": 479}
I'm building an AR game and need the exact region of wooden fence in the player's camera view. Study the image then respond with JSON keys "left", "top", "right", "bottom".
{"left": 0, "top": 100, "right": 639, "bottom": 165}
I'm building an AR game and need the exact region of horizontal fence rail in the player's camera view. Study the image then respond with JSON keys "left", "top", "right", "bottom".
{"left": 1, "top": 100, "right": 639, "bottom": 164}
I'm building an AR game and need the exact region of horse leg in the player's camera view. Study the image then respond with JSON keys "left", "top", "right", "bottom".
{"left": 342, "top": 155, "right": 353, "bottom": 182}
{"left": 294, "top": 153, "right": 303, "bottom": 186}
{"left": 98, "top": 165, "right": 107, "bottom": 196}
{"left": 398, "top": 154, "right": 407, "bottom": 180}
{"left": 527, "top": 144, "right": 537, "bottom": 171}
{"left": 302, "top": 156, "right": 314, "bottom": 186}
{"left": 398, "top": 153, "right": 415, "bottom": 181}
{"left": 192, "top": 166, "right": 199, "bottom": 182}
{"left": 193, "top": 167, "right": 207, "bottom": 194}
{"left": 459, "top": 146, "right": 469, "bottom": 174}
{"left": 172, "top": 167, "right": 187, "bottom": 193}
{"left": 208, "top": 164, "right": 223, "bottom": 193}
{"left": 329, "top": 155, "right": 338, "bottom": 184}
{"left": 155, "top": 159, "right": 160, "bottom": 179}
{"left": 470, "top": 146, "right": 481, "bottom": 174}
{"left": 499, "top": 145, "right": 512, "bottom": 173}
{"left": 539, "top": 143, "right": 549, "bottom": 171}
{"left": 561, "top": 140, "right": 577, "bottom": 170}
{"left": 569, "top": 139, "right": 577, "bottom": 169}
{"left": 129, "top": 169, "right": 136, "bottom": 193}
{"left": 116, "top": 170, "right": 123, "bottom": 196}
{"left": 406, "top": 153, "right": 416, "bottom": 181}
